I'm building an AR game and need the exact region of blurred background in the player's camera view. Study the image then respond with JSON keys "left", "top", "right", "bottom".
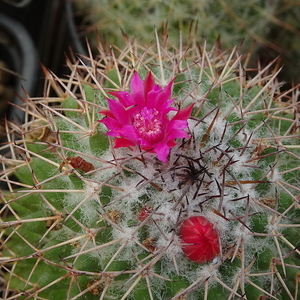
{"left": 0, "top": 0, "right": 300, "bottom": 126}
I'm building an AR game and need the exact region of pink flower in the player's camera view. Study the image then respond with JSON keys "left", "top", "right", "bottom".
{"left": 99, "top": 72, "right": 193, "bottom": 163}
{"left": 180, "top": 216, "right": 220, "bottom": 264}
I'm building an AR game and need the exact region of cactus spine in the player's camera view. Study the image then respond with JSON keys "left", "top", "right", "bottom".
{"left": 1, "top": 35, "right": 300, "bottom": 300}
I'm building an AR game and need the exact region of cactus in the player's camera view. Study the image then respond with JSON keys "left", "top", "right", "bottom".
{"left": 74, "top": 0, "right": 300, "bottom": 85}
{"left": 74, "top": 0, "right": 278, "bottom": 49}
{"left": 1, "top": 34, "right": 300, "bottom": 300}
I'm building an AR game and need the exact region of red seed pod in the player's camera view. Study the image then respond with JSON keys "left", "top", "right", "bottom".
{"left": 138, "top": 206, "right": 152, "bottom": 221}
{"left": 180, "top": 216, "right": 220, "bottom": 264}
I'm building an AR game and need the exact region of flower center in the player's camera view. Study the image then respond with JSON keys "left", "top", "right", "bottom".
{"left": 132, "top": 108, "right": 163, "bottom": 143}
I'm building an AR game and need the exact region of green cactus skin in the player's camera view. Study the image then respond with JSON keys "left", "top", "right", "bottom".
{"left": 74, "top": 0, "right": 300, "bottom": 86}
{"left": 1, "top": 35, "right": 300, "bottom": 300}
{"left": 74, "top": 0, "right": 277, "bottom": 49}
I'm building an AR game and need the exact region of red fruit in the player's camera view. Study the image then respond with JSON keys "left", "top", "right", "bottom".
{"left": 138, "top": 206, "right": 152, "bottom": 221}
{"left": 180, "top": 216, "right": 220, "bottom": 264}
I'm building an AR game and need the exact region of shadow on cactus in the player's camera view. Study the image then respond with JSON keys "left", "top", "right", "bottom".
{"left": 1, "top": 33, "right": 300, "bottom": 300}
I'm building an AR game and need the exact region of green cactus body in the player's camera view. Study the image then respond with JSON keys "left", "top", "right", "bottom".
{"left": 1, "top": 36, "right": 300, "bottom": 300}
{"left": 74, "top": 0, "right": 278, "bottom": 50}
{"left": 74, "top": 0, "right": 300, "bottom": 85}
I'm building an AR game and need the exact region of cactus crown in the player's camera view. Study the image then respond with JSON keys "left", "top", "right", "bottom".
{"left": 1, "top": 34, "right": 300, "bottom": 300}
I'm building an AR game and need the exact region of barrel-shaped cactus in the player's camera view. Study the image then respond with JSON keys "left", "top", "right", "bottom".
{"left": 1, "top": 35, "right": 300, "bottom": 299}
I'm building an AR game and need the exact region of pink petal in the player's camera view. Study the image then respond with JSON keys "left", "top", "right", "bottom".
{"left": 166, "top": 140, "right": 176, "bottom": 148}
{"left": 109, "top": 91, "right": 135, "bottom": 108}
{"left": 155, "top": 78, "right": 175, "bottom": 110}
{"left": 166, "top": 128, "right": 190, "bottom": 141}
{"left": 114, "top": 138, "right": 136, "bottom": 148}
{"left": 99, "top": 109, "right": 115, "bottom": 119}
{"left": 146, "top": 88, "right": 161, "bottom": 109}
{"left": 119, "top": 125, "right": 139, "bottom": 141}
{"left": 130, "top": 72, "right": 145, "bottom": 106}
{"left": 172, "top": 103, "right": 194, "bottom": 121}
{"left": 106, "top": 130, "right": 122, "bottom": 138}
{"left": 168, "top": 119, "right": 189, "bottom": 130}
{"left": 107, "top": 99, "right": 130, "bottom": 124}
{"left": 160, "top": 99, "right": 176, "bottom": 113}
{"left": 153, "top": 143, "right": 170, "bottom": 163}
{"left": 99, "top": 117, "right": 122, "bottom": 130}
{"left": 144, "top": 72, "right": 155, "bottom": 97}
